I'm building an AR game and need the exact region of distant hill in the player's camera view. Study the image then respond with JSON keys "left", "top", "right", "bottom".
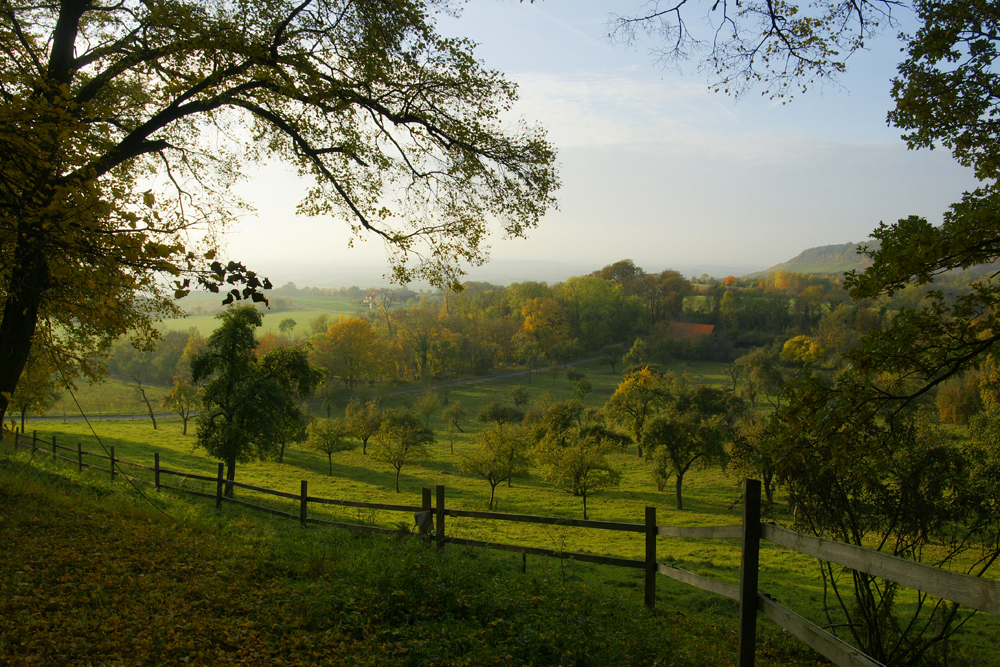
{"left": 743, "top": 241, "right": 877, "bottom": 278}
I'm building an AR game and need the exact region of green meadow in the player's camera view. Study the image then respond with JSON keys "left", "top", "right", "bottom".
{"left": 15, "top": 356, "right": 999, "bottom": 665}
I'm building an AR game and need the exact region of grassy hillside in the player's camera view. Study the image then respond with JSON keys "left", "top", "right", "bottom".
{"left": 10, "top": 359, "right": 999, "bottom": 665}
{"left": 2, "top": 452, "right": 761, "bottom": 667}
{"left": 743, "top": 242, "right": 873, "bottom": 278}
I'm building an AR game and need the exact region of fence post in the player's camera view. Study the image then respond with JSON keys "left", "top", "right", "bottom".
{"left": 645, "top": 506, "right": 657, "bottom": 609}
{"left": 435, "top": 484, "right": 445, "bottom": 551}
{"left": 154, "top": 453, "right": 160, "bottom": 489}
{"left": 78, "top": 442, "right": 83, "bottom": 472}
{"left": 216, "top": 462, "right": 224, "bottom": 510}
{"left": 737, "top": 478, "right": 762, "bottom": 667}
{"left": 110, "top": 446, "right": 115, "bottom": 481}
{"left": 31, "top": 430, "right": 37, "bottom": 454}
{"left": 52, "top": 435, "right": 57, "bottom": 460}
{"left": 300, "top": 480, "right": 308, "bottom": 528}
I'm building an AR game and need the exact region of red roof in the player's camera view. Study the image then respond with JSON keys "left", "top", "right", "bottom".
{"left": 666, "top": 322, "right": 715, "bottom": 341}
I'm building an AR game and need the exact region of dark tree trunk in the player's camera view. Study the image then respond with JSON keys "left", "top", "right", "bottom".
{"left": 328, "top": 453, "right": 333, "bottom": 476}
{"left": 489, "top": 483, "right": 497, "bottom": 510}
{"left": 279, "top": 441, "right": 286, "bottom": 462}
{"left": 394, "top": 467, "right": 401, "bottom": 493}
{"left": 0, "top": 250, "right": 47, "bottom": 427}
{"left": 675, "top": 473, "right": 684, "bottom": 510}
{"left": 135, "top": 380, "right": 157, "bottom": 429}
{"left": 582, "top": 491, "right": 588, "bottom": 520}
{"left": 225, "top": 459, "right": 236, "bottom": 497}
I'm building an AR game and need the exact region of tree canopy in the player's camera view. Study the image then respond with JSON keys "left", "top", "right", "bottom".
{"left": 191, "top": 306, "right": 321, "bottom": 494}
{"left": 0, "top": 0, "right": 558, "bottom": 424}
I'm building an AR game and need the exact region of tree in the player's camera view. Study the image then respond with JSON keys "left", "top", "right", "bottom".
{"left": 536, "top": 423, "right": 621, "bottom": 520}
{"left": 459, "top": 424, "right": 530, "bottom": 510}
{"left": 733, "top": 347, "right": 784, "bottom": 410}
{"left": 441, "top": 401, "right": 468, "bottom": 453}
{"left": 773, "top": 374, "right": 999, "bottom": 665}
{"left": 274, "top": 401, "right": 310, "bottom": 463}
{"left": 604, "top": 366, "right": 668, "bottom": 456}
{"left": 598, "top": 343, "right": 626, "bottom": 374}
{"left": 0, "top": 0, "right": 557, "bottom": 426}
{"left": 307, "top": 418, "right": 355, "bottom": 475}
{"left": 310, "top": 317, "right": 381, "bottom": 391}
{"left": 370, "top": 409, "right": 434, "bottom": 493}
{"left": 161, "top": 375, "right": 201, "bottom": 436}
{"left": 7, "top": 351, "right": 60, "bottom": 433}
{"left": 573, "top": 377, "right": 593, "bottom": 401}
{"left": 192, "top": 306, "right": 321, "bottom": 496}
{"left": 505, "top": 385, "right": 530, "bottom": 408}
{"left": 641, "top": 408, "right": 728, "bottom": 510}
{"left": 345, "top": 398, "right": 383, "bottom": 456}
{"left": 412, "top": 386, "right": 441, "bottom": 427}
{"left": 476, "top": 400, "right": 525, "bottom": 427}
{"left": 728, "top": 410, "right": 778, "bottom": 506}
{"left": 278, "top": 318, "right": 297, "bottom": 340}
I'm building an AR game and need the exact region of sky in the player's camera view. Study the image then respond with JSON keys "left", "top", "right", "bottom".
{"left": 225, "top": 0, "right": 980, "bottom": 287}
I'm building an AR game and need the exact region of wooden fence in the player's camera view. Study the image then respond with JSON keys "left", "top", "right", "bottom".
{"left": 6, "top": 428, "right": 999, "bottom": 667}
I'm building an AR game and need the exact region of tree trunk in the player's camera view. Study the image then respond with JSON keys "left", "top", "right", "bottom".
{"left": 181, "top": 414, "right": 189, "bottom": 436}
{"left": 764, "top": 472, "right": 774, "bottom": 505}
{"left": 328, "top": 453, "right": 333, "bottom": 476}
{"left": 0, "top": 247, "right": 47, "bottom": 427}
{"left": 489, "top": 484, "right": 496, "bottom": 510}
{"left": 225, "top": 459, "right": 236, "bottom": 497}
{"left": 675, "top": 473, "right": 684, "bottom": 510}
{"left": 135, "top": 380, "right": 157, "bottom": 429}
{"left": 394, "top": 466, "right": 401, "bottom": 492}
{"left": 582, "top": 491, "right": 588, "bottom": 520}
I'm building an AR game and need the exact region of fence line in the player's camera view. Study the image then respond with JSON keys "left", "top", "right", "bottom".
{"left": 5, "top": 427, "right": 998, "bottom": 667}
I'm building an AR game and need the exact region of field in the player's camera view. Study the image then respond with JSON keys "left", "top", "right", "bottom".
{"left": 13, "top": 357, "right": 1000, "bottom": 665}
{"left": 157, "top": 293, "right": 381, "bottom": 336}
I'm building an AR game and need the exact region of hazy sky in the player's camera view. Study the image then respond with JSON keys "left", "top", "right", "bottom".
{"left": 225, "top": 0, "right": 979, "bottom": 286}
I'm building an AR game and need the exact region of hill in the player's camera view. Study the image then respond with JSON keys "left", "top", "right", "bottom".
{"left": 743, "top": 241, "right": 876, "bottom": 278}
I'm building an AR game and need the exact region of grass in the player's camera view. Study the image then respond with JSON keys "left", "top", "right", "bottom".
{"left": 1, "top": 446, "right": 836, "bottom": 667}
{"left": 11, "top": 357, "right": 1000, "bottom": 665}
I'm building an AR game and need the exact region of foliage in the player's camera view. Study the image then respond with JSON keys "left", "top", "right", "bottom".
{"left": 774, "top": 371, "right": 1000, "bottom": 665}
{"left": 307, "top": 418, "right": 355, "bottom": 475}
{"left": 641, "top": 405, "right": 729, "bottom": 511}
{"left": 573, "top": 377, "right": 593, "bottom": 400}
{"left": 459, "top": 424, "right": 530, "bottom": 509}
{"left": 192, "top": 306, "right": 321, "bottom": 495}
{"left": 604, "top": 366, "right": 669, "bottom": 452}
{"left": 0, "top": 0, "right": 558, "bottom": 426}
{"left": 412, "top": 386, "right": 441, "bottom": 427}
{"left": 728, "top": 410, "right": 779, "bottom": 506}
{"left": 441, "top": 401, "right": 468, "bottom": 453}
{"left": 534, "top": 409, "right": 623, "bottom": 520}
{"left": 476, "top": 400, "right": 525, "bottom": 426}
{"left": 609, "top": 0, "right": 898, "bottom": 99}
{"left": 345, "top": 398, "right": 383, "bottom": 456}
{"left": 310, "top": 317, "right": 382, "bottom": 391}
{"left": 6, "top": 350, "right": 60, "bottom": 432}
{"left": 161, "top": 375, "right": 201, "bottom": 436}
{"left": 370, "top": 408, "right": 434, "bottom": 492}
{"left": 505, "top": 385, "right": 530, "bottom": 408}
{"left": 732, "top": 347, "right": 784, "bottom": 410}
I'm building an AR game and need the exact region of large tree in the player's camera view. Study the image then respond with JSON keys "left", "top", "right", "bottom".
{"left": 191, "top": 306, "right": 321, "bottom": 495}
{"left": 0, "top": 0, "right": 557, "bottom": 425}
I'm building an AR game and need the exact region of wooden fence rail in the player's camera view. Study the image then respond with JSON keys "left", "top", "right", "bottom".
{"left": 5, "top": 428, "right": 998, "bottom": 667}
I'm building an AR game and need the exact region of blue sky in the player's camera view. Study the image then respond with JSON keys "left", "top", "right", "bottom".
{"left": 227, "top": 0, "right": 979, "bottom": 285}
